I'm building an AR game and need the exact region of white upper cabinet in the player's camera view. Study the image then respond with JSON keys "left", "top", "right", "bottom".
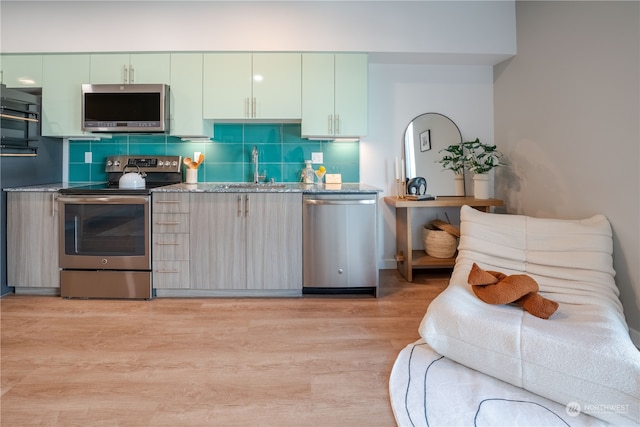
{"left": 169, "top": 53, "right": 211, "bottom": 138}
{"left": 90, "top": 53, "right": 170, "bottom": 84}
{"left": 202, "top": 53, "right": 301, "bottom": 120}
{"left": 1, "top": 54, "right": 43, "bottom": 88}
{"left": 301, "top": 53, "right": 368, "bottom": 138}
{"left": 42, "top": 54, "right": 91, "bottom": 137}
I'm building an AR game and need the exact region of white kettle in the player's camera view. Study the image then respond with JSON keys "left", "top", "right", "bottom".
{"left": 119, "top": 165, "right": 147, "bottom": 189}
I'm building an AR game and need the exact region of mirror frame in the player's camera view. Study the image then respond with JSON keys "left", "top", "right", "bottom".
{"left": 403, "top": 112, "right": 464, "bottom": 196}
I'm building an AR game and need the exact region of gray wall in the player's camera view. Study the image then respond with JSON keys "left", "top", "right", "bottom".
{"left": 494, "top": 1, "right": 640, "bottom": 342}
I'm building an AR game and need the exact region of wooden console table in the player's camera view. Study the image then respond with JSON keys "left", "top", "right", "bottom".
{"left": 384, "top": 196, "right": 504, "bottom": 281}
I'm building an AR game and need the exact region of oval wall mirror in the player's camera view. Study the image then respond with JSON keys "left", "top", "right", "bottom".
{"left": 403, "top": 112, "right": 463, "bottom": 196}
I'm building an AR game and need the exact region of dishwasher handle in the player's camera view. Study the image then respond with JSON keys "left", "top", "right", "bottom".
{"left": 304, "top": 198, "right": 375, "bottom": 206}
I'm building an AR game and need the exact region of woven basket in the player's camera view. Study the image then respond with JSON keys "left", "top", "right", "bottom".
{"left": 422, "top": 225, "right": 458, "bottom": 258}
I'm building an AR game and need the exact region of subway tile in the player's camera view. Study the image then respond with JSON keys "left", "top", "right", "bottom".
{"left": 68, "top": 163, "right": 91, "bottom": 182}
{"left": 243, "top": 124, "right": 281, "bottom": 143}
{"left": 68, "top": 141, "right": 91, "bottom": 163}
{"left": 213, "top": 124, "right": 243, "bottom": 143}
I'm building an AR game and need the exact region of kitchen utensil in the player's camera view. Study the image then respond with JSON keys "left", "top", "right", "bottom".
{"left": 119, "top": 165, "right": 147, "bottom": 189}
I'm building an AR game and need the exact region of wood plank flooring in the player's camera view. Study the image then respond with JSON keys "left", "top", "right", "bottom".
{"left": 1, "top": 269, "right": 449, "bottom": 426}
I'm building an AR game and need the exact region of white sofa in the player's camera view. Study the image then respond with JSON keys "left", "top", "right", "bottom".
{"left": 390, "top": 205, "right": 640, "bottom": 426}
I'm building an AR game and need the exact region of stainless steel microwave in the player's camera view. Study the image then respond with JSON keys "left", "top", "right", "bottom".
{"left": 81, "top": 83, "right": 169, "bottom": 133}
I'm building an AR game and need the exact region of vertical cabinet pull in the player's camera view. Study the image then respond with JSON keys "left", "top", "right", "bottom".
{"left": 123, "top": 65, "right": 128, "bottom": 83}
{"left": 237, "top": 195, "right": 242, "bottom": 217}
{"left": 252, "top": 98, "right": 256, "bottom": 118}
{"left": 328, "top": 115, "right": 333, "bottom": 134}
{"left": 129, "top": 65, "right": 135, "bottom": 83}
{"left": 335, "top": 114, "right": 340, "bottom": 135}
{"left": 51, "top": 193, "right": 56, "bottom": 217}
{"left": 245, "top": 195, "right": 250, "bottom": 217}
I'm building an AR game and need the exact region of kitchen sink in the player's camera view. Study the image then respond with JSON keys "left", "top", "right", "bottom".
{"left": 221, "top": 183, "right": 287, "bottom": 189}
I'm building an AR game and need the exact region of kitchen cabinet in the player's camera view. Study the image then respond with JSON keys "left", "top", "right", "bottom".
{"left": 41, "top": 54, "right": 91, "bottom": 137}
{"left": 1, "top": 54, "right": 43, "bottom": 88}
{"left": 7, "top": 192, "right": 60, "bottom": 292}
{"left": 301, "top": 53, "right": 368, "bottom": 138}
{"left": 152, "top": 193, "right": 190, "bottom": 290}
{"left": 202, "top": 53, "right": 301, "bottom": 120}
{"left": 190, "top": 192, "right": 302, "bottom": 294}
{"left": 90, "top": 53, "right": 170, "bottom": 84}
{"left": 169, "top": 53, "right": 212, "bottom": 138}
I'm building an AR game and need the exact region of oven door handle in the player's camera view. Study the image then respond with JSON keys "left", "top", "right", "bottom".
{"left": 57, "top": 195, "right": 150, "bottom": 204}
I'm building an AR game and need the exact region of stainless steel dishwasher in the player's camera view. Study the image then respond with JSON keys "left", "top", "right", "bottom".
{"left": 303, "top": 193, "right": 378, "bottom": 296}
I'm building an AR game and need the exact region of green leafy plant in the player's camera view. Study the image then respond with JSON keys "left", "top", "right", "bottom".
{"left": 437, "top": 143, "right": 465, "bottom": 175}
{"left": 462, "top": 138, "right": 505, "bottom": 174}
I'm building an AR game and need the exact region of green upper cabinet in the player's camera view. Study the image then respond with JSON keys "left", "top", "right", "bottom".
{"left": 203, "top": 53, "right": 301, "bottom": 120}
{"left": 90, "top": 53, "right": 170, "bottom": 84}
{"left": 1, "top": 54, "right": 43, "bottom": 88}
{"left": 169, "top": 53, "right": 211, "bottom": 138}
{"left": 42, "top": 54, "right": 91, "bottom": 137}
{"left": 301, "top": 53, "right": 368, "bottom": 138}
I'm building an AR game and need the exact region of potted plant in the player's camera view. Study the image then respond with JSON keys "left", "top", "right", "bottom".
{"left": 437, "top": 143, "right": 466, "bottom": 196}
{"left": 462, "top": 138, "right": 505, "bottom": 199}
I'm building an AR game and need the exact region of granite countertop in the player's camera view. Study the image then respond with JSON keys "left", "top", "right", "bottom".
{"left": 4, "top": 182, "right": 382, "bottom": 194}
{"left": 154, "top": 182, "right": 382, "bottom": 193}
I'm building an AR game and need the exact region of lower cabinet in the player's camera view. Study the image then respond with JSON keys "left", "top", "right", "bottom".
{"left": 190, "top": 192, "right": 302, "bottom": 295}
{"left": 7, "top": 192, "right": 60, "bottom": 293}
{"left": 152, "top": 193, "right": 190, "bottom": 290}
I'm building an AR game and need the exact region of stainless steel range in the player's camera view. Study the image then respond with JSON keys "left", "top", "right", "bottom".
{"left": 58, "top": 155, "right": 182, "bottom": 299}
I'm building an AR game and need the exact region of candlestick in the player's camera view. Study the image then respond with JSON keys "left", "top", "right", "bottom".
{"left": 394, "top": 157, "right": 399, "bottom": 180}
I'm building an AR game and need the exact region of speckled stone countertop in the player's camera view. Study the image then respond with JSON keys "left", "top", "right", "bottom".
{"left": 4, "top": 182, "right": 382, "bottom": 194}
{"left": 154, "top": 182, "right": 382, "bottom": 193}
{"left": 3, "top": 182, "right": 82, "bottom": 192}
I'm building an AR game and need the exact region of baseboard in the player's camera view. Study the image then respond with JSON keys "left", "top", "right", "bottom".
{"left": 629, "top": 327, "right": 640, "bottom": 349}
{"left": 378, "top": 259, "right": 398, "bottom": 270}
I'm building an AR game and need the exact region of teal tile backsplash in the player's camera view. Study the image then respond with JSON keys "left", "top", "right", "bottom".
{"left": 68, "top": 124, "right": 360, "bottom": 183}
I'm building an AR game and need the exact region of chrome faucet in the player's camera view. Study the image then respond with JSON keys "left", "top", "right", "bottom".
{"left": 252, "top": 145, "right": 265, "bottom": 183}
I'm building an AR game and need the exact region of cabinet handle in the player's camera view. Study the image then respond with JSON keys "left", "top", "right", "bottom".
{"left": 252, "top": 97, "right": 256, "bottom": 118}
{"left": 156, "top": 242, "right": 180, "bottom": 246}
{"left": 156, "top": 200, "right": 181, "bottom": 204}
{"left": 51, "top": 193, "right": 56, "bottom": 217}
{"left": 156, "top": 269, "right": 179, "bottom": 273}
{"left": 123, "top": 65, "right": 128, "bottom": 83}
{"left": 156, "top": 221, "right": 181, "bottom": 225}
{"left": 245, "top": 195, "right": 249, "bottom": 217}
{"left": 129, "top": 65, "right": 135, "bottom": 83}
{"left": 328, "top": 115, "right": 333, "bottom": 134}
{"left": 237, "top": 195, "right": 242, "bottom": 216}
{"left": 335, "top": 114, "right": 340, "bottom": 135}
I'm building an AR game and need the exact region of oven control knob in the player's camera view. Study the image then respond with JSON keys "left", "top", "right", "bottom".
{"left": 114, "top": 161, "right": 120, "bottom": 167}
{"left": 101, "top": 259, "right": 108, "bottom": 265}
{"left": 106, "top": 160, "right": 113, "bottom": 167}
{"left": 171, "top": 161, "right": 178, "bottom": 167}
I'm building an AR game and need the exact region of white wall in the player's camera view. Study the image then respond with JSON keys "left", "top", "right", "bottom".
{"left": 0, "top": 1, "right": 516, "bottom": 65}
{"left": 494, "top": 1, "right": 640, "bottom": 344}
{"left": 364, "top": 64, "right": 494, "bottom": 268}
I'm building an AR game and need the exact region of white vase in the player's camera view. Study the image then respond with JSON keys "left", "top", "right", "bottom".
{"left": 473, "top": 173, "right": 490, "bottom": 199}
{"left": 454, "top": 174, "right": 465, "bottom": 196}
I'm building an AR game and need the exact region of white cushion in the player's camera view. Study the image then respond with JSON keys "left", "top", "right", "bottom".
{"left": 420, "top": 205, "right": 640, "bottom": 425}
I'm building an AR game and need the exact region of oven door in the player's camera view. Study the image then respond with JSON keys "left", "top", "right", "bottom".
{"left": 58, "top": 195, "right": 150, "bottom": 270}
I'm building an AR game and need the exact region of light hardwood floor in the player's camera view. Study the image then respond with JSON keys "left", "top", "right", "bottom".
{"left": 1, "top": 269, "right": 449, "bottom": 426}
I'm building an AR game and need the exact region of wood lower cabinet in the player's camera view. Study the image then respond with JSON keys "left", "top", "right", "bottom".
{"left": 7, "top": 192, "right": 60, "bottom": 292}
{"left": 152, "top": 193, "right": 190, "bottom": 291}
{"left": 190, "top": 192, "right": 302, "bottom": 295}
